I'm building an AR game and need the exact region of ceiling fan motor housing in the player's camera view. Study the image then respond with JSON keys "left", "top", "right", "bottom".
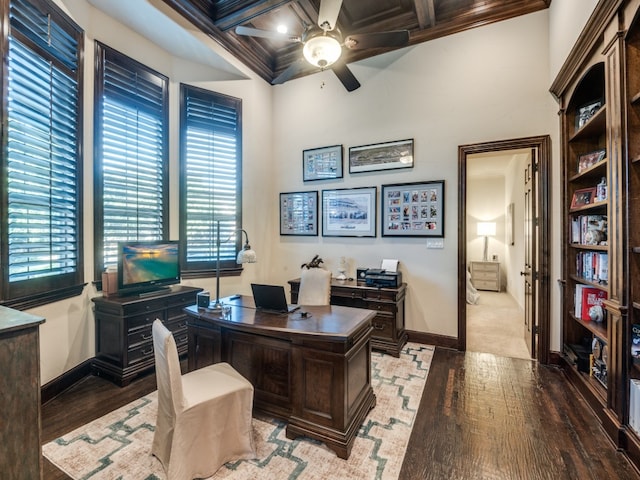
{"left": 302, "top": 27, "right": 343, "bottom": 68}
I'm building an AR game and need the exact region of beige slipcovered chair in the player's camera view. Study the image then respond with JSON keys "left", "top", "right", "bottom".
{"left": 151, "top": 320, "right": 255, "bottom": 480}
{"left": 297, "top": 267, "right": 332, "bottom": 305}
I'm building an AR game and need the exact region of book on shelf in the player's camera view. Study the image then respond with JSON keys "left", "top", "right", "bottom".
{"left": 574, "top": 284, "right": 607, "bottom": 321}
{"left": 633, "top": 324, "right": 640, "bottom": 365}
{"left": 575, "top": 251, "right": 608, "bottom": 283}
{"left": 570, "top": 215, "right": 607, "bottom": 245}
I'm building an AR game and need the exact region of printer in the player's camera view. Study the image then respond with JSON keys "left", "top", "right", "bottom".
{"left": 364, "top": 269, "right": 402, "bottom": 288}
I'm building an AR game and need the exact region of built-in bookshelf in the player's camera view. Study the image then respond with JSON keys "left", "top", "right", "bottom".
{"left": 562, "top": 60, "right": 610, "bottom": 403}
{"left": 625, "top": 6, "right": 640, "bottom": 466}
{"left": 553, "top": 0, "right": 640, "bottom": 471}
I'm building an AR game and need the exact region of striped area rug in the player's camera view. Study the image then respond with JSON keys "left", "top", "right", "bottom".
{"left": 43, "top": 343, "right": 433, "bottom": 480}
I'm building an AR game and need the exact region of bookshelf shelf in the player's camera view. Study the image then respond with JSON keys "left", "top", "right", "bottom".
{"left": 569, "top": 158, "right": 607, "bottom": 182}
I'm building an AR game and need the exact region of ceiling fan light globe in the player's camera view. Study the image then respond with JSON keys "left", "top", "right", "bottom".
{"left": 303, "top": 35, "right": 342, "bottom": 68}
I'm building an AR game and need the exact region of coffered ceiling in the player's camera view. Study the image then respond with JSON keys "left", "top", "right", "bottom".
{"left": 160, "top": 0, "right": 551, "bottom": 86}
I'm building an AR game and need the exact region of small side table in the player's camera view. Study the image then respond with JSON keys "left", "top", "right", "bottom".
{"left": 470, "top": 261, "right": 501, "bottom": 291}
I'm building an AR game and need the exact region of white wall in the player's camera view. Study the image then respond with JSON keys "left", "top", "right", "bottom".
{"left": 466, "top": 176, "right": 506, "bottom": 266}
{"left": 549, "top": 0, "right": 600, "bottom": 82}
{"left": 270, "top": 11, "right": 557, "bottom": 338}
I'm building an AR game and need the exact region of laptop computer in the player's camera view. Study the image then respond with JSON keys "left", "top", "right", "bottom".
{"left": 251, "top": 283, "right": 300, "bottom": 314}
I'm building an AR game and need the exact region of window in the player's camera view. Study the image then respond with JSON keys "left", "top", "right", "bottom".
{"left": 0, "top": 0, "right": 84, "bottom": 309}
{"left": 94, "top": 43, "right": 169, "bottom": 278}
{"left": 179, "top": 84, "right": 242, "bottom": 276}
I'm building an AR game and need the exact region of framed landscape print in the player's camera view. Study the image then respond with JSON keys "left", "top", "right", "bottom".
{"left": 302, "top": 145, "right": 343, "bottom": 181}
{"left": 321, "top": 187, "right": 377, "bottom": 237}
{"left": 280, "top": 191, "right": 318, "bottom": 236}
{"left": 381, "top": 180, "right": 444, "bottom": 237}
{"left": 349, "top": 139, "right": 414, "bottom": 173}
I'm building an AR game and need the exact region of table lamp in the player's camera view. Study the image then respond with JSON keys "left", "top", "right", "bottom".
{"left": 477, "top": 221, "right": 496, "bottom": 262}
{"left": 211, "top": 219, "right": 257, "bottom": 312}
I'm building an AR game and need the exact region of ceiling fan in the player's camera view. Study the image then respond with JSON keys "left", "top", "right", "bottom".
{"left": 235, "top": 0, "right": 410, "bottom": 91}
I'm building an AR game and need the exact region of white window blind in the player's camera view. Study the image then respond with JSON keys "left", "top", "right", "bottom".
{"left": 180, "top": 84, "right": 241, "bottom": 272}
{"left": 2, "top": 0, "right": 83, "bottom": 305}
{"left": 95, "top": 43, "right": 169, "bottom": 272}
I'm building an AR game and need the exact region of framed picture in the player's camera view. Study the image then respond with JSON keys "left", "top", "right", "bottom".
{"left": 321, "top": 187, "right": 377, "bottom": 237}
{"left": 348, "top": 139, "right": 414, "bottom": 174}
{"left": 381, "top": 180, "right": 444, "bottom": 237}
{"left": 570, "top": 187, "right": 597, "bottom": 209}
{"left": 576, "top": 99, "right": 602, "bottom": 129}
{"left": 577, "top": 149, "right": 606, "bottom": 173}
{"left": 280, "top": 191, "right": 318, "bottom": 236}
{"left": 302, "top": 145, "right": 343, "bottom": 181}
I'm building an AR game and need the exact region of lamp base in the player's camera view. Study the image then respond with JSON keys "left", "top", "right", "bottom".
{"left": 206, "top": 302, "right": 231, "bottom": 317}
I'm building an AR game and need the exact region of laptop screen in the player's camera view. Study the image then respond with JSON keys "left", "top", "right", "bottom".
{"left": 250, "top": 284, "right": 298, "bottom": 313}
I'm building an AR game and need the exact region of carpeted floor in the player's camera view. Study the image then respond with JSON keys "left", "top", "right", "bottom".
{"left": 466, "top": 291, "right": 530, "bottom": 360}
{"left": 43, "top": 343, "right": 433, "bottom": 480}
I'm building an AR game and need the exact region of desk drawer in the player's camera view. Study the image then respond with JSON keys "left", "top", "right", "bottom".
{"left": 128, "top": 310, "right": 166, "bottom": 331}
{"left": 127, "top": 341, "right": 155, "bottom": 366}
{"left": 371, "top": 314, "right": 393, "bottom": 340}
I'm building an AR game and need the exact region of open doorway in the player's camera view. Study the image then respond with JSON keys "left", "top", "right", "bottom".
{"left": 466, "top": 149, "right": 530, "bottom": 359}
{"left": 458, "top": 136, "right": 551, "bottom": 364}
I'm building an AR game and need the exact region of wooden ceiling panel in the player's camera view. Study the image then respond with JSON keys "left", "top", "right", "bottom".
{"left": 161, "top": 0, "right": 551, "bottom": 85}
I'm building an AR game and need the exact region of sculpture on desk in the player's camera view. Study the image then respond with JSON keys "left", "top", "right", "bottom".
{"left": 301, "top": 254, "right": 324, "bottom": 269}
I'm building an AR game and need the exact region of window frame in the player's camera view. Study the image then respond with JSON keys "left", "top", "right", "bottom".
{"left": 93, "top": 42, "right": 170, "bottom": 281}
{"left": 0, "top": 0, "right": 85, "bottom": 309}
{"left": 179, "top": 83, "right": 243, "bottom": 278}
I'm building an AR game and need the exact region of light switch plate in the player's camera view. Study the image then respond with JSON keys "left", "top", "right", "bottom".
{"left": 426, "top": 238, "right": 444, "bottom": 249}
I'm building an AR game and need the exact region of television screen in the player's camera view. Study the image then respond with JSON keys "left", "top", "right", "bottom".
{"left": 117, "top": 240, "right": 180, "bottom": 296}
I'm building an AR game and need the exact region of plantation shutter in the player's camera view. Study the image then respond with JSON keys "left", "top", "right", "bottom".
{"left": 180, "top": 84, "right": 242, "bottom": 272}
{"left": 3, "top": 0, "right": 83, "bottom": 304}
{"left": 95, "top": 43, "right": 169, "bottom": 272}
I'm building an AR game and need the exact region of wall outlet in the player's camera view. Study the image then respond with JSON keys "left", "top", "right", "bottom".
{"left": 426, "top": 238, "right": 444, "bottom": 249}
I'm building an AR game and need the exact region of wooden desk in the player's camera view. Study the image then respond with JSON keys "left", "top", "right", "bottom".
{"left": 288, "top": 278, "right": 407, "bottom": 357}
{"left": 184, "top": 296, "right": 376, "bottom": 459}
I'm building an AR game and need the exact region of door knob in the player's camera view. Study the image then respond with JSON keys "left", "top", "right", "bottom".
{"left": 520, "top": 271, "right": 529, "bottom": 276}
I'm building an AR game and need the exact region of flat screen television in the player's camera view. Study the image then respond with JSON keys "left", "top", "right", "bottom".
{"left": 117, "top": 240, "right": 181, "bottom": 296}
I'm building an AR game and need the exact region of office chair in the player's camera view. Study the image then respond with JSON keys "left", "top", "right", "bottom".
{"left": 297, "top": 267, "right": 332, "bottom": 305}
{"left": 151, "top": 320, "right": 255, "bottom": 480}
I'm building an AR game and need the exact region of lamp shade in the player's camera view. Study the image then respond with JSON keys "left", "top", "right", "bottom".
{"left": 476, "top": 222, "right": 496, "bottom": 236}
{"left": 303, "top": 34, "right": 342, "bottom": 68}
{"left": 236, "top": 245, "right": 257, "bottom": 264}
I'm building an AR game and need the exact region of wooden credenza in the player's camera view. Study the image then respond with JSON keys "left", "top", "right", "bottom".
{"left": 92, "top": 285, "right": 202, "bottom": 386}
{"left": 288, "top": 278, "right": 407, "bottom": 357}
{"left": 0, "top": 306, "right": 45, "bottom": 480}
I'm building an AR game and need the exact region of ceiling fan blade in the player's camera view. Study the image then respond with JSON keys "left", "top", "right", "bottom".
{"left": 344, "top": 30, "right": 410, "bottom": 50}
{"left": 272, "top": 59, "right": 314, "bottom": 85}
{"left": 318, "top": 0, "right": 343, "bottom": 31}
{"left": 331, "top": 61, "right": 360, "bottom": 92}
{"left": 235, "top": 25, "right": 299, "bottom": 42}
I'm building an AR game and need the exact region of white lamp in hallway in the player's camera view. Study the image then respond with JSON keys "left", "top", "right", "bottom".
{"left": 477, "top": 222, "right": 496, "bottom": 262}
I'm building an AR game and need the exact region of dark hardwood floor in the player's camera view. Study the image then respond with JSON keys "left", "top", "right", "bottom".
{"left": 42, "top": 349, "right": 640, "bottom": 479}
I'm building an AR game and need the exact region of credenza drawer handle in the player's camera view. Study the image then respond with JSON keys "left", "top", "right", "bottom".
{"left": 373, "top": 323, "right": 385, "bottom": 330}
{"left": 141, "top": 348, "right": 153, "bottom": 355}
{"left": 141, "top": 333, "right": 152, "bottom": 340}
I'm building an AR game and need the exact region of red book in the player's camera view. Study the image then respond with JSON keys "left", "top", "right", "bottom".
{"left": 580, "top": 287, "right": 607, "bottom": 321}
